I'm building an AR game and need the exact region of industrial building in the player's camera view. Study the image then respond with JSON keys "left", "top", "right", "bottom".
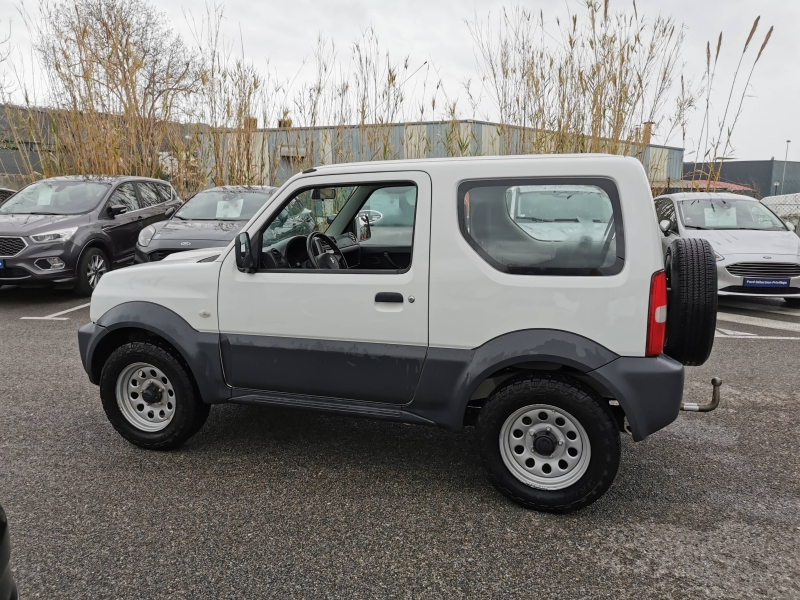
{"left": 683, "top": 159, "right": 800, "bottom": 198}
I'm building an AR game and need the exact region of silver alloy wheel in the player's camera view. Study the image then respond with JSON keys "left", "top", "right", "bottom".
{"left": 87, "top": 254, "right": 108, "bottom": 289}
{"left": 115, "top": 362, "right": 176, "bottom": 432}
{"left": 499, "top": 403, "right": 591, "bottom": 491}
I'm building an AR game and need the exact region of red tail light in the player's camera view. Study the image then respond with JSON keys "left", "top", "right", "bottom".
{"left": 646, "top": 271, "right": 667, "bottom": 357}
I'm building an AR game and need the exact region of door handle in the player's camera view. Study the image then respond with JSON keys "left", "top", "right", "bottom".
{"left": 375, "top": 292, "right": 403, "bottom": 303}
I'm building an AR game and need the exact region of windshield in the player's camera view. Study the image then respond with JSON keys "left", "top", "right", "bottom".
{"left": 678, "top": 198, "right": 786, "bottom": 231}
{"left": 175, "top": 190, "right": 275, "bottom": 221}
{"left": 0, "top": 180, "right": 110, "bottom": 215}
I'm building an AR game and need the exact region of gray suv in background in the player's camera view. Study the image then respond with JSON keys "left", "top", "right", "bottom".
{"left": 0, "top": 176, "right": 181, "bottom": 295}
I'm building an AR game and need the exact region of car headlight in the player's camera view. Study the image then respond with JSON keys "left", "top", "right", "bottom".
{"left": 138, "top": 225, "right": 156, "bottom": 248}
{"left": 29, "top": 227, "right": 78, "bottom": 243}
{"left": 714, "top": 252, "right": 724, "bottom": 261}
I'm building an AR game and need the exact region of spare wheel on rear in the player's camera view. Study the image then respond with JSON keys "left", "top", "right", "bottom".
{"left": 662, "top": 238, "right": 718, "bottom": 366}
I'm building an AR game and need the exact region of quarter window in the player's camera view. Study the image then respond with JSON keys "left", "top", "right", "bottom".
{"left": 458, "top": 178, "right": 624, "bottom": 276}
{"left": 156, "top": 183, "right": 174, "bottom": 202}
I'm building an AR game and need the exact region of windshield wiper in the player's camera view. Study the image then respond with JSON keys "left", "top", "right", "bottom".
{"left": 684, "top": 225, "right": 711, "bottom": 230}
{"left": 516, "top": 217, "right": 551, "bottom": 222}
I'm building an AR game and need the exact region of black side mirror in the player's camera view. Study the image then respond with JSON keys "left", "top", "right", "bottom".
{"left": 164, "top": 206, "right": 176, "bottom": 218}
{"left": 326, "top": 215, "right": 336, "bottom": 225}
{"left": 235, "top": 232, "right": 258, "bottom": 273}
{"left": 107, "top": 204, "right": 128, "bottom": 218}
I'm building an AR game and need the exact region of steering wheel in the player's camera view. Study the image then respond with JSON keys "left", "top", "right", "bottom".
{"left": 306, "top": 231, "right": 347, "bottom": 269}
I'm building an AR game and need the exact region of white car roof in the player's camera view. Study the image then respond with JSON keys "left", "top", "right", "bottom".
{"left": 299, "top": 153, "right": 619, "bottom": 177}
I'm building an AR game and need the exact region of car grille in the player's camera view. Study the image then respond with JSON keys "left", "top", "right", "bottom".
{"left": 0, "top": 237, "right": 25, "bottom": 257}
{"left": 148, "top": 249, "right": 184, "bottom": 262}
{"left": 721, "top": 285, "right": 800, "bottom": 295}
{"left": 0, "top": 266, "right": 32, "bottom": 280}
{"left": 726, "top": 262, "right": 800, "bottom": 278}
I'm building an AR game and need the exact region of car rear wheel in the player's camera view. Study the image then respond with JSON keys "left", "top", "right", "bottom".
{"left": 477, "top": 374, "right": 620, "bottom": 513}
{"left": 75, "top": 247, "right": 109, "bottom": 296}
{"left": 100, "top": 342, "right": 210, "bottom": 450}
{"left": 663, "top": 238, "right": 718, "bottom": 366}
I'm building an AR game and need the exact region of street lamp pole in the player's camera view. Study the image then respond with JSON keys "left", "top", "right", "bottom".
{"left": 781, "top": 140, "right": 791, "bottom": 194}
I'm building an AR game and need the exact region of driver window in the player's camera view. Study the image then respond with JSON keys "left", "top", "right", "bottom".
{"left": 261, "top": 186, "right": 354, "bottom": 247}
{"left": 259, "top": 182, "right": 418, "bottom": 272}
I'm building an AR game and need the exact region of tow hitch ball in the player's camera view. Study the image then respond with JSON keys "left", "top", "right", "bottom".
{"left": 680, "top": 377, "right": 722, "bottom": 412}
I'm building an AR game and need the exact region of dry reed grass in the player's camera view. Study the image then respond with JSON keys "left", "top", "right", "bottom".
{"left": 0, "top": 0, "right": 773, "bottom": 193}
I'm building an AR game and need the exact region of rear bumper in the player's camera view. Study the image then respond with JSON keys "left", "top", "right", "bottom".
{"left": 590, "top": 354, "right": 685, "bottom": 442}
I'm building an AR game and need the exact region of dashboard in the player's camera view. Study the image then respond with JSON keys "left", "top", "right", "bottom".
{"left": 260, "top": 233, "right": 361, "bottom": 270}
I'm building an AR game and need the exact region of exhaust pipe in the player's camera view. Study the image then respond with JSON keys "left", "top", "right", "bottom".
{"left": 680, "top": 377, "right": 722, "bottom": 412}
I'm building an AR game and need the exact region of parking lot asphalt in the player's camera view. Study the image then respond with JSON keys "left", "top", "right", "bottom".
{"left": 0, "top": 287, "right": 798, "bottom": 599}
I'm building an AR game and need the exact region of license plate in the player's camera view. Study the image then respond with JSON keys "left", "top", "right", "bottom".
{"left": 743, "top": 277, "right": 790, "bottom": 288}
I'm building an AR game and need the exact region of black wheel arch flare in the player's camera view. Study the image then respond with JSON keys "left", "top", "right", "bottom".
{"left": 405, "top": 329, "right": 684, "bottom": 441}
{"left": 78, "top": 301, "right": 230, "bottom": 404}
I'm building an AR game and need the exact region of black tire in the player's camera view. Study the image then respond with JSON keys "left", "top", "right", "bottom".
{"left": 477, "top": 374, "right": 620, "bottom": 513}
{"left": 99, "top": 342, "right": 210, "bottom": 450}
{"left": 663, "top": 238, "right": 717, "bottom": 366}
{"left": 75, "top": 247, "right": 110, "bottom": 296}
{"left": 785, "top": 297, "right": 800, "bottom": 308}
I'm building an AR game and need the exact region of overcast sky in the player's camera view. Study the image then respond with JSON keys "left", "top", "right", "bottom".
{"left": 2, "top": 0, "right": 798, "bottom": 161}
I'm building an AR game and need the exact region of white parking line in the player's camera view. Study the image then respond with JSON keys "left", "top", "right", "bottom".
{"left": 20, "top": 302, "right": 91, "bottom": 321}
{"left": 716, "top": 312, "right": 800, "bottom": 333}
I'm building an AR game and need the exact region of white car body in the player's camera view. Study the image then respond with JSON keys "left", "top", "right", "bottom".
{"left": 654, "top": 192, "right": 800, "bottom": 299}
{"left": 91, "top": 155, "right": 663, "bottom": 357}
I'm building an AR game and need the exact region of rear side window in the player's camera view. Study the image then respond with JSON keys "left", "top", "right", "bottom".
{"left": 137, "top": 183, "right": 162, "bottom": 207}
{"left": 458, "top": 178, "right": 624, "bottom": 276}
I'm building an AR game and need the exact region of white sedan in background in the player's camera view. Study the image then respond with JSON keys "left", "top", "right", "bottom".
{"left": 654, "top": 192, "right": 800, "bottom": 306}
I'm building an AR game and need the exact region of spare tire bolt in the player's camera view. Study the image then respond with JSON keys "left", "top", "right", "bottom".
{"left": 558, "top": 440, "right": 564, "bottom": 446}
{"left": 546, "top": 426, "right": 551, "bottom": 432}
{"left": 529, "top": 430, "right": 535, "bottom": 436}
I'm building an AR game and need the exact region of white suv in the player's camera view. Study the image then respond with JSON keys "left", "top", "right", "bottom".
{"left": 79, "top": 155, "right": 718, "bottom": 512}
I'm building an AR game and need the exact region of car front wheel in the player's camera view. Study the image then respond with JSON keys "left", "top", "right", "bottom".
{"left": 75, "top": 247, "right": 109, "bottom": 296}
{"left": 100, "top": 342, "right": 210, "bottom": 450}
{"left": 477, "top": 374, "right": 620, "bottom": 513}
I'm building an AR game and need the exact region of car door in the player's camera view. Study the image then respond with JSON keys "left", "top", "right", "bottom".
{"left": 217, "top": 170, "right": 432, "bottom": 405}
{"left": 101, "top": 182, "right": 142, "bottom": 264}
